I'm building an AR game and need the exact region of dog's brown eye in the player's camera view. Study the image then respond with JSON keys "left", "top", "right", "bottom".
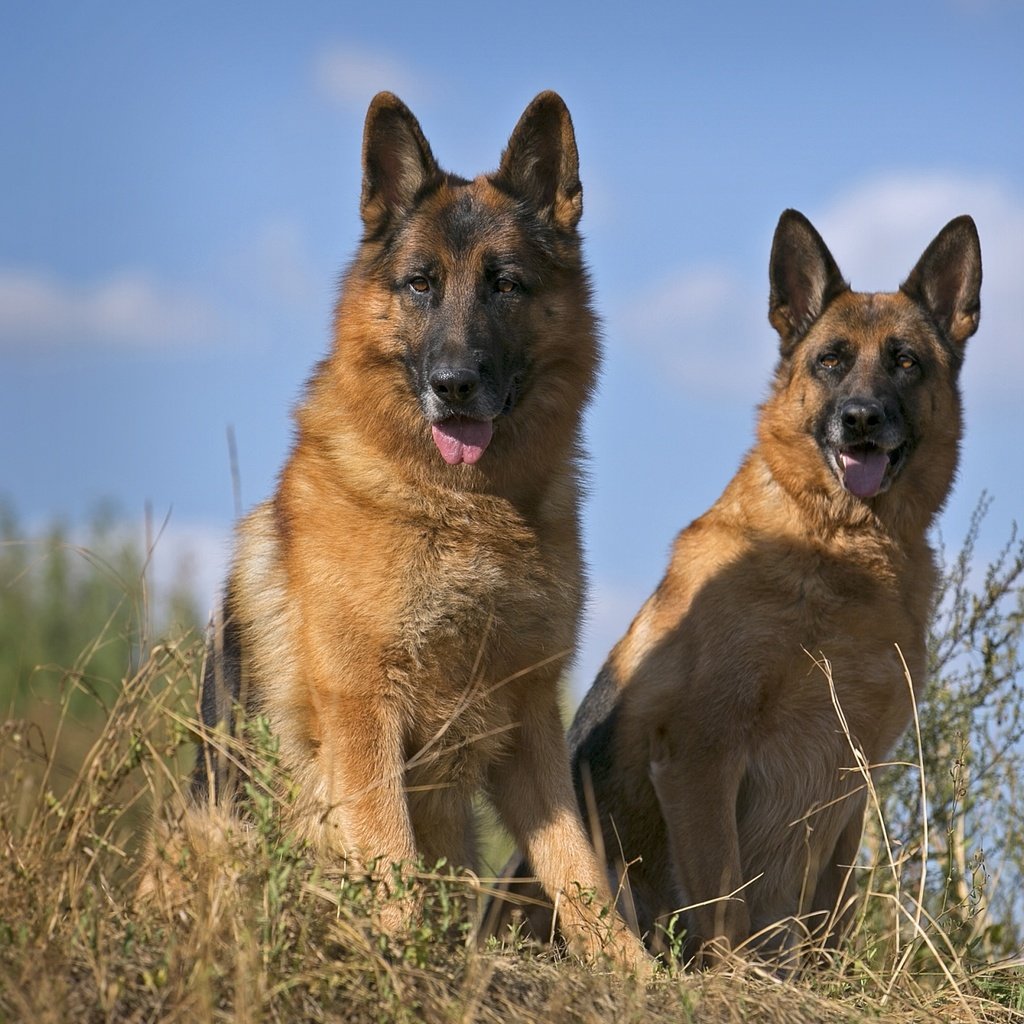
{"left": 819, "top": 353, "right": 840, "bottom": 369}
{"left": 409, "top": 276, "right": 430, "bottom": 294}
{"left": 495, "top": 277, "right": 517, "bottom": 294}
{"left": 897, "top": 354, "right": 917, "bottom": 371}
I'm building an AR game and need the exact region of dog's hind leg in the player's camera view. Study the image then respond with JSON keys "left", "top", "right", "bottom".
{"left": 808, "top": 795, "right": 865, "bottom": 949}
{"left": 648, "top": 724, "right": 751, "bottom": 964}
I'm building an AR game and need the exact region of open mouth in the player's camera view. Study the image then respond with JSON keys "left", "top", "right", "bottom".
{"left": 430, "top": 417, "right": 494, "bottom": 466}
{"left": 831, "top": 443, "right": 907, "bottom": 499}
{"left": 428, "top": 377, "right": 522, "bottom": 467}
{"left": 425, "top": 375, "right": 522, "bottom": 467}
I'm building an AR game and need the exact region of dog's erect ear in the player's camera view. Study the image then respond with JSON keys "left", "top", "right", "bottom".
{"left": 494, "top": 91, "right": 582, "bottom": 230}
{"left": 768, "top": 210, "right": 849, "bottom": 355}
{"left": 360, "top": 92, "right": 442, "bottom": 233}
{"left": 901, "top": 215, "right": 981, "bottom": 347}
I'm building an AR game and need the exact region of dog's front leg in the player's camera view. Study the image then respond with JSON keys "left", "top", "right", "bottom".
{"left": 317, "top": 692, "right": 419, "bottom": 933}
{"left": 648, "top": 727, "right": 750, "bottom": 965}
{"left": 490, "top": 685, "right": 650, "bottom": 973}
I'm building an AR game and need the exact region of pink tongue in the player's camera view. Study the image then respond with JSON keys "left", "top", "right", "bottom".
{"left": 840, "top": 449, "right": 889, "bottom": 498}
{"left": 431, "top": 418, "right": 494, "bottom": 466}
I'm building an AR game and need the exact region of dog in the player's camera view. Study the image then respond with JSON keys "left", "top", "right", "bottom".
{"left": 503, "top": 209, "right": 981, "bottom": 965}
{"left": 146, "top": 91, "right": 647, "bottom": 972}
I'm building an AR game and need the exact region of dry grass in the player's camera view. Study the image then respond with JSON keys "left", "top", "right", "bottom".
{"left": 4, "top": 500, "right": 1024, "bottom": 1023}
{"left": 2, "top": 625, "right": 1023, "bottom": 1024}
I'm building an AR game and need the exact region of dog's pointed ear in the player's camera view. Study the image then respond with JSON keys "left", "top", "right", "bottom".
{"left": 360, "top": 92, "right": 442, "bottom": 233}
{"left": 768, "top": 210, "right": 849, "bottom": 355}
{"left": 494, "top": 91, "right": 582, "bottom": 230}
{"left": 901, "top": 215, "right": 981, "bottom": 347}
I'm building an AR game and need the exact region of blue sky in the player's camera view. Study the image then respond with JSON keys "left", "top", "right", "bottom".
{"left": 3, "top": 0, "right": 1023, "bottom": 693}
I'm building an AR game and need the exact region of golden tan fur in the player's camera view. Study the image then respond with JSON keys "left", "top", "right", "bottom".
{"left": 511, "top": 210, "right": 982, "bottom": 965}
{"left": 145, "top": 91, "right": 647, "bottom": 971}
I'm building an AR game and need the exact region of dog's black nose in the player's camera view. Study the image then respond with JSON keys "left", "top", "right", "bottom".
{"left": 841, "top": 398, "right": 885, "bottom": 436}
{"left": 429, "top": 366, "right": 479, "bottom": 404}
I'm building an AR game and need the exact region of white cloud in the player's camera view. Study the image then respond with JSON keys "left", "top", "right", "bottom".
{"left": 0, "top": 269, "right": 225, "bottom": 350}
{"left": 816, "top": 174, "right": 1018, "bottom": 286}
{"left": 614, "top": 172, "right": 1024, "bottom": 403}
{"left": 611, "top": 265, "right": 774, "bottom": 400}
{"left": 313, "top": 45, "right": 432, "bottom": 111}
{"left": 230, "top": 219, "right": 325, "bottom": 309}
{"left": 815, "top": 173, "right": 1024, "bottom": 399}
{"left": 143, "top": 519, "right": 231, "bottom": 622}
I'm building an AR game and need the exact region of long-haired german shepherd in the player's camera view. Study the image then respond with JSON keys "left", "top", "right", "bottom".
{"left": 145, "top": 91, "right": 646, "bottom": 971}
{"left": 503, "top": 209, "right": 982, "bottom": 965}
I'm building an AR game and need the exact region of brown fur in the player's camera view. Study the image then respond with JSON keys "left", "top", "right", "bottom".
{"left": 507, "top": 210, "right": 982, "bottom": 965}
{"left": 145, "top": 91, "right": 647, "bottom": 972}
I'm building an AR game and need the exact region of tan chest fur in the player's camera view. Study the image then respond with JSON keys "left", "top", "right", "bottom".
{"left": 627, "top": 457, "right": 934, "bottom": 777}
{"left": 601, "top": 454, "right": 940, "bottom": 936}
{"left": 233, "top": 455, "right": 582, "bottom": 804}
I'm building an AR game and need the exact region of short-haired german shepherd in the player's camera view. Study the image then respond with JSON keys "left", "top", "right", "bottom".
{"left": 145, "top": 91, "right": 646, "bottom": 971}
{"left": 504, "top": 209, "right": 982, "bottom": 965}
